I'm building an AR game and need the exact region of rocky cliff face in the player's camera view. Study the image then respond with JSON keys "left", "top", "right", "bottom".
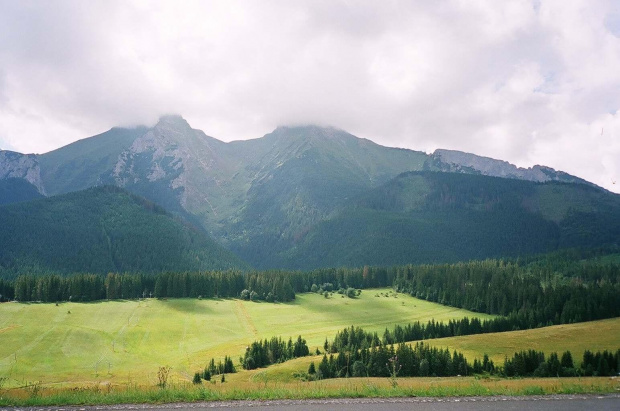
{"left": 430, "top": 149, "right": 589, "bottom": 185}
{"left": 0, "top": 151, "right": 45, "bottom": 194}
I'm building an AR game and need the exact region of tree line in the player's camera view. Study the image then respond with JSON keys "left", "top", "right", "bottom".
{"left": 392, "top": 258, "right": 620, "bottom": 326}
{"left": 502, "top": 349, "right": 620, "bottom": 378}
{"left": 311, "top": 342, "right": 470, "bottom": 379}
{"left": 310, "top": 344, "right": 618, "bottom": 380}
{"left": 2, "top": 251, "right": 618, "bottom": 333}
{"left": 326, "top": 316, "right": 556, "bottom": 355}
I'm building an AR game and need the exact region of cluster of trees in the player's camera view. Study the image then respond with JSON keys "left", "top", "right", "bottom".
{"left": 310, "top": 342, "right": 470, "bottom": 379}
{"left": 3, "top": 250, "right": 619, "bottom": 336}
{"left": 392, "top": 258, "right": 620, "bottom": 326}
{"left": 4, "top": 264, "right": 393, "bottom": 303}
{"left": 6, "top": 270, "right": 297, "bottom": 303}
{"left": 206, "top": 356, "right": 236, "bottom": 376}
{"left": 192, "top": 356, "right": 236, "bottom": 384}
{"left": 502, "top": 349, "right": 620, "bottom": 378}
{"left": 326, "top": 314, "right": 574, "bottom": 355}
{"left": 581, "top": 349, "right": 620, "bottom": 376}
{"left": 12, "top": 273, "right": 106, "bottom": 302}
{"left": 241, "top": 336, "right": 310, "bottom": 370}
{"left": 0, "top": 278, "right": 14, "bottom": 302}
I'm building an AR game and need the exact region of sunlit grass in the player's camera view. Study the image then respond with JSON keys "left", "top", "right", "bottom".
{"left": 424, "top": 317, "right": 620, "bottom": 365}
{"left": 0, "top": 288, "right": 493, "bottom": 388}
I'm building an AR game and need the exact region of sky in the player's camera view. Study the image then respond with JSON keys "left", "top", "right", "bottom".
{"left": 0, "top": 0, "right": 619, "bottom": 193}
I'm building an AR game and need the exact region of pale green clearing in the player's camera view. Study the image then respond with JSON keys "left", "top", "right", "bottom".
{"left": 425, "top": 317, "right": 620, "bottom": 365}
{"left": 0, "top": 289, "right": 493, "bottom": 387}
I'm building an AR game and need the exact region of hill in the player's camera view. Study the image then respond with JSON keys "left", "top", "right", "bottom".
{"left": 0, "top": 186, "right": 247, "bottom": 277}
{"left": 0, "top": 178, "right": 44, "bottom": 206}
{"left": 275, "top": 172, "right": 620, "bottom": 269}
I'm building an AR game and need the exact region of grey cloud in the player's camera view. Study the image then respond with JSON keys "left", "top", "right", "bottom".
{"left": 0, "top": 0, "right": 618, "bottom": 192}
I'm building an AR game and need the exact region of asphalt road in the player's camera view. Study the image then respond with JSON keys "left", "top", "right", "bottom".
{"left": 4, "top": 395, "right": 620, "bottom": 411}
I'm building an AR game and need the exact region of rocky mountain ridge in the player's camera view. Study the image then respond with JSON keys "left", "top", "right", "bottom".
{"left": 1, "top": 115, "right": 616, "bottom": 270}
{"left": 430, "top": 149, "right": 590, "bottom": 185}
{"left": 0, "top": 151, "right": 45, "bottom": 194}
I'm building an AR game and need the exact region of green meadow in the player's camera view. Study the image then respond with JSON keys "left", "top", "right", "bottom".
{"left": 425, "top": 317, "right": 620, "bottom": 365}
{"left": 0, "top": 289, "right": 493, "bottom": 388}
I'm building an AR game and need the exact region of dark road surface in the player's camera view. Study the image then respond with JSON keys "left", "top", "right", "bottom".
{"left": 4, "top": 394, "right": 620, "bottom": 411}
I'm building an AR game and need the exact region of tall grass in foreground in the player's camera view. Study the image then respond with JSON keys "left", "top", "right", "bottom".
{"left": 0, "top": 377, "right": 618, "bottom": 407}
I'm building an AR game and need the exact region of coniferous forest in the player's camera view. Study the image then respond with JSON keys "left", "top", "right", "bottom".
{"left": 2, "top": 248, "right": 618, "bottom": 332}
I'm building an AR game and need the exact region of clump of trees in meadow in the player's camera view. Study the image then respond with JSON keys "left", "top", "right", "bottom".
{"left": 312, "top": 342, "right": 470, "bottom": 379}
{"left": 193, "top": 356, "right": 236, "bottom": 384}
{"left": 242, "top": 335, "right": 309, "bottom": 370}
{"left": 502, "top": 349, "right": 620, "bottom": 377}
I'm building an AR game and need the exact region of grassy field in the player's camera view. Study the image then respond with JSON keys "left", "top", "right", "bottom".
{"left": 424, "top": 317, "right": 620, "bottom": 365}
{"left": 217, "top": 318, "right": 620, "bottom": 386}
{"left": 0, "top": 289, "right": 493, "bottom": 388}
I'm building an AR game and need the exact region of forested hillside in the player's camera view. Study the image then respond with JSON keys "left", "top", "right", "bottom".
{"left": 276, "top": 172, "right": 620, "bottom": 269}
{"left": 1, "top": 117, "right": 618, "bottom": 271}
{"left": 0, "top": 178, "right": 44, "bottom": 206}
{"left": 0, "top": 186, "right": 248, "bottom": 278}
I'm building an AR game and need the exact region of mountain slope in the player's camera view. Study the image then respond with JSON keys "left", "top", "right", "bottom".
{"left": 276, "top": 172, "right": 620, "bottom": 269}
{"left": 0, "top": 178, "right": 44, "bottom": 206}
{"left": 0, "top": 151, "right": 44, "bottom": 193}
{"left": 38, "top": 126, "right": 148, "bottom": 195}
{"left": 222, "top": 126, "right": 428, "bottom": 264}
{"left": 0, "top": 115, "right": 611, "bottom": 271}
{"left": 0, "top": 186, "right": 248, "bottom": 278}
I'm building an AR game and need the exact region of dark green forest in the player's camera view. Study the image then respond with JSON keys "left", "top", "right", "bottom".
{"left": 0, "top": 178, "right": 44, "bottom": 206}
{"left": 0, "top": 186, "right": 247, "bottom": 278}
{"left": 2, "top": 249, "right": 618, "bottom": 334}
{"left": 275, "top": 172, "right": 620, "bottom": 269}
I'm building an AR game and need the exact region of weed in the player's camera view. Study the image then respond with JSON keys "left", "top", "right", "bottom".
{"left": 157, "top": 366, "right": 171, "bottom": 389}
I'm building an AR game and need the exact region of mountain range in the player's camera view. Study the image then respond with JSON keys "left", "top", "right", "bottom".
{"left": 1, "top": 115, "right": 618, "bottom": 272}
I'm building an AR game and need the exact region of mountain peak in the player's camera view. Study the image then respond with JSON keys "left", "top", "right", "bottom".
{"left": 155, "top": 114, "right": 191, "bottom": 129}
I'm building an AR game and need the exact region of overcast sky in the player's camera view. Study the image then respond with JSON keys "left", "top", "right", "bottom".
{"left": 0, "top": 0, "right": 619, "bottom": 193}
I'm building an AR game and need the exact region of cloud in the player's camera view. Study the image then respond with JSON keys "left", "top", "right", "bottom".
{"left": 0, "top": 0, "right": 618, "bottom": 192}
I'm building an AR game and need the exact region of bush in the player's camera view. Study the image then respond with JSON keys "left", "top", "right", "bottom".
{"left": 192, "top": 372, "right": 202, "bottom": 384}
{"left": 240, "top": 289, "right": 250, "bottom": 300}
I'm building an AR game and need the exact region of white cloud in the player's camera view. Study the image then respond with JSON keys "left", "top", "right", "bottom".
{"left": 0, "top": 0, "right": 618, "bottom": 192}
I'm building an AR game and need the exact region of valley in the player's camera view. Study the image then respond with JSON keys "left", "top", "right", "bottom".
{"left": 0, "top": 117, "right": 619, "bottom": 406}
